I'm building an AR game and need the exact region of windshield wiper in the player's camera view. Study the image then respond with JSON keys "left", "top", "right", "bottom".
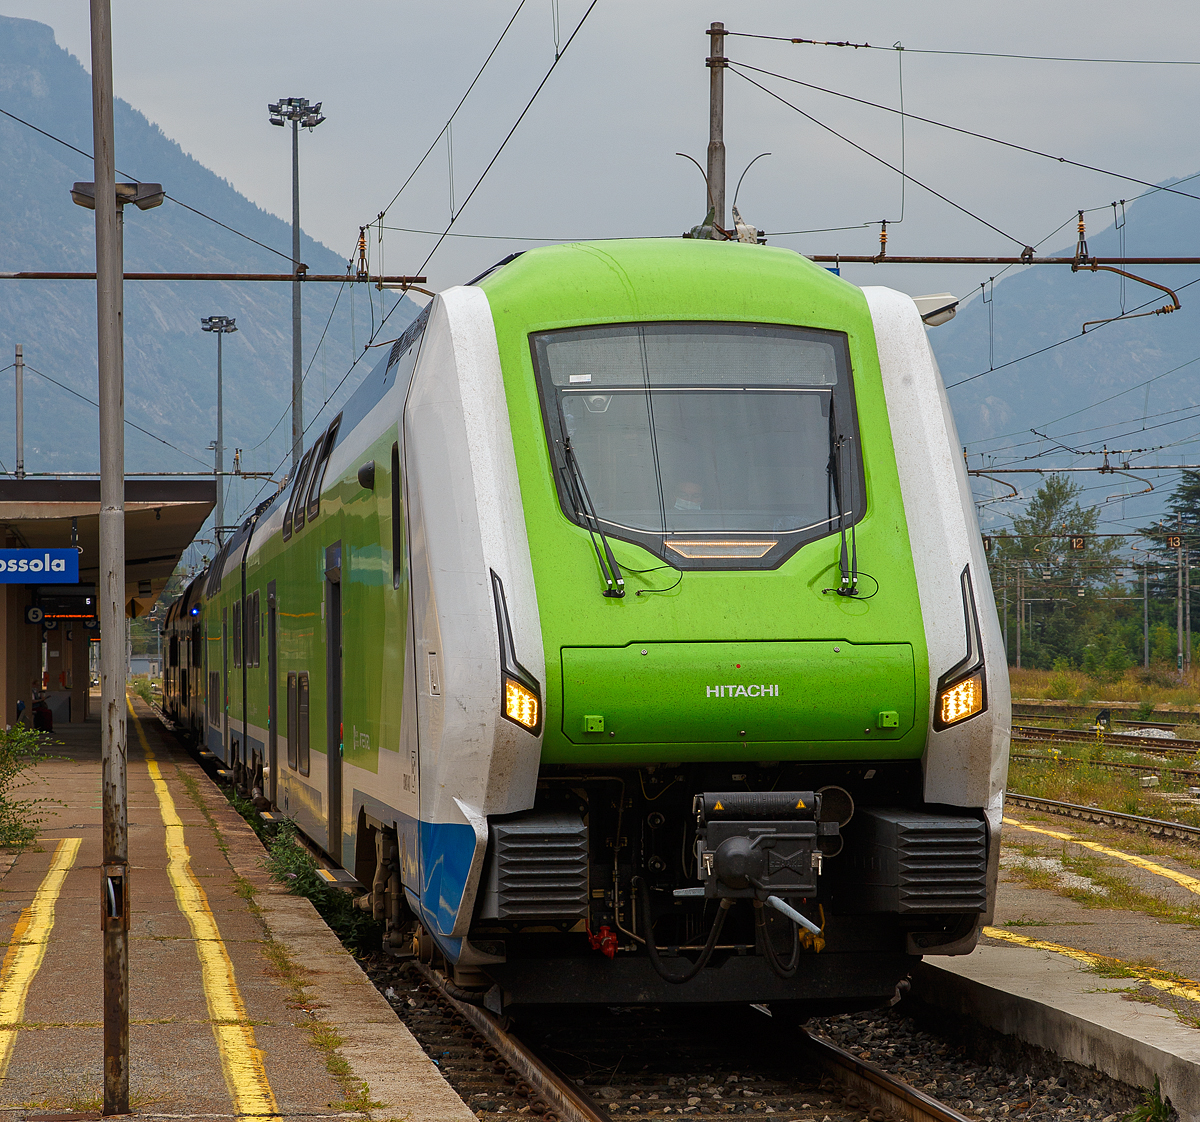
{"left": 827, "top": 396, "right": 858, "bottom": 597}
{"left": 561, "top": 437, "right": 625, "bottom": 598}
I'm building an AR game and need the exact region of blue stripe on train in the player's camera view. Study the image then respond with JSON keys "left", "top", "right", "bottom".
{"left": 420, "top": 820, "right": 478, "bottom": 939}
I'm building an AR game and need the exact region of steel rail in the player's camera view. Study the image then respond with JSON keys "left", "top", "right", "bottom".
{"left": 798, "top": 1028, "right": 975, "bottom": 1122}
{"left": 0, "top": 271, "right": 426, "bottom": 283}
{"left": 1012, "top": 723, "right": 1200, "bottom": 754}
{"left": 1011, "top": 750, "right": 1200, "bottom": 782}
{"left": 1006, "top": 793, "right": 1200, "bottom": 843}
{"left": 413, "top": 961, "right": 612, "bottom": 1122}
{"left": 1013, "top": 711, "right": 1180, "bottom": 732}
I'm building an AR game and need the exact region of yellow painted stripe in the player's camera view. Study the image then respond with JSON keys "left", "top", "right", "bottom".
{"left": 1003, "top": 815, "right": 1200, "bottom": 897}
{"left": 984, "top": 926, "right": 1200, "bottom": 1005}
{"left": 0, "top": 837, "right": 82, "bottom": 1079}
{"left": 129, "top": 700, "right": 278, "bottom": 1118}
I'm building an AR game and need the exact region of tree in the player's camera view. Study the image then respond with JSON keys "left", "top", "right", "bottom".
{"left": 990, "top": 475, "right": 1127, "bottom": 668}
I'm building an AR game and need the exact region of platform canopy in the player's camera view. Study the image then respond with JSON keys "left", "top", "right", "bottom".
{"left": 0, "top": 478, "right": 215, "bottom": 618}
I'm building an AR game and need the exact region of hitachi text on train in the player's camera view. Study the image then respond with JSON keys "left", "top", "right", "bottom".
{"left": 706, "top": 684, "right": 779, "bottom": 697}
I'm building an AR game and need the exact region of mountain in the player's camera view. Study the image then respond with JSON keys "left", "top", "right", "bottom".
{"left": 929, "top": 180, "right": 1200, "bottom": 525}
{"left": 0, "top": 15, "right": 415, "bottom": 524}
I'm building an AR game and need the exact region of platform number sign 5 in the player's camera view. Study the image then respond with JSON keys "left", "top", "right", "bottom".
{"left": 1069, "top": 536, "right": 1086, "bottom": 551}
{"left": 1168, "top": 535, "right": 1183, "bottom": 549}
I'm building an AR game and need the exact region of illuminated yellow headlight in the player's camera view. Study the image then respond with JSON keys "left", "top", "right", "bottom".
{"left": 505, "top": 677, "right": 539, "bottom": 730}
{"left": 938, "top": 673, "right": 984, "bottom": 727}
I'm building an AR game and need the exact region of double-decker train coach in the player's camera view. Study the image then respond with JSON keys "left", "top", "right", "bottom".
{"left": 162, "top": 238, "right": 1010, "bottom": 1013}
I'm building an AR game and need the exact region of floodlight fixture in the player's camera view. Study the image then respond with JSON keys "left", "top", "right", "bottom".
{"left": 200, "top": 315, "right": 237, "bottom": 333}
{"left": 268, "top": 95, "right": 327, "bottom": 476}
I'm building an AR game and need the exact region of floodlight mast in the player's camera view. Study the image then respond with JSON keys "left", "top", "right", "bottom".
{"left": 267, "top": 97, "right": 325, "bottom": 477}
{"left": 201, "top": 316, "right": 237, "bottom": 544}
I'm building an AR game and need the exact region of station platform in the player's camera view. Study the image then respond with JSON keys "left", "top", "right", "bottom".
{"left": 913, "top": 802, "right": 1200, "bottom": 1122}
{"left": 0, "top": 696, "right": 474, "bottom": 1121}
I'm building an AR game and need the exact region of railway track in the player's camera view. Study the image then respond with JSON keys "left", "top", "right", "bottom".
{"left": 391, "top": 960, "right": 978, "bottom": 1122}
{"left": 1012, "top": 723, "right": 1200, "bottom": 755}
{"left": 1013, "top": 701, "right": 1184, "bottom": 733}
{"left": 1006, "top": 793, "right": 1200, "bottom": 844}
{"left": 1010, "top": 750, "right": 1200, "bottom": 782}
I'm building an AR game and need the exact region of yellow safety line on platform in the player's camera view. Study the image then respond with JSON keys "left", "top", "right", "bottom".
{"left": 129, "top": 700, "right": 279, "bottom": 1118}
{"left": 1003, "top": 816, "right": 1200, "bottom": 897}
{"left": 0, "top": 837, "right": 82, "bottom": 1081}
{"left": 984, "top": 926, "right": 1200, "bottom": 1005}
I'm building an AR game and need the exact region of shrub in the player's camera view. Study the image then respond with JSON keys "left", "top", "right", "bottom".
{"left": 0, "top": 725, "right": 52, "bottom": 849}
{"left": 264, "top": 818, "right": 381, "bottom": 953}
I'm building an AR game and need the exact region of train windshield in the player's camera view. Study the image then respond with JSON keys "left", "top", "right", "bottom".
{"left": 532, "top": 321, "right": 864, "bottom": 570}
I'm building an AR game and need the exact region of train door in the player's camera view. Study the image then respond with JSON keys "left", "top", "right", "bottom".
{"left": 267, "top": 581, "right": 278, "bottom": 808}
{"left": 325, "top": 542, "right": 343, "bottom": 861}
{"left": 221, "top": 606, "right": 229, "bottom": 764}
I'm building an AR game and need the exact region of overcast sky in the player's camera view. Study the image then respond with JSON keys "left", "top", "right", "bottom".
{"left": 2, "top": 0, "right": 1197, "bottom": 303}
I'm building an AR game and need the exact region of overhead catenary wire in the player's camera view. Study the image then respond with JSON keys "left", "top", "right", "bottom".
{"left": 946, "top": 274, "right": 1200, "bottom": 390}
{"left": 727, "top": 65, "right": 1031, "bottom": 248}
{"left": 23, "top": 364, "right": 211, "bottom": 469}
{"left": 372, "top": 0, "right": 529, "bottom": 225}
{"left": 0, "top": 105, "right": 296, "bottom": 265}
{"left": 723, "top": 31, "right": 1200, "bottom": 66}
{"left": 727, "top": 61, "right": 1200, "bottom": 205}
{"left": 234, "top": 0, "right": 601, "bottom": 528}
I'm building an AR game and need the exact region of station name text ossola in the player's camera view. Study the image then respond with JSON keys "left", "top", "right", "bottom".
{"left": 706, "top": 684, "right": 779, "bottom": 698}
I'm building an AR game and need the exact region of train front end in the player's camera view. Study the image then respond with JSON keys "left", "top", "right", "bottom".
{"left": 413, "top": 239, "right": 1009, "bottom": 1010}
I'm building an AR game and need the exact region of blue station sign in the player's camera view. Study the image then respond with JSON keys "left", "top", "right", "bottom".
{"left": 0, "top": 549, "right": 79, "bottom": 583}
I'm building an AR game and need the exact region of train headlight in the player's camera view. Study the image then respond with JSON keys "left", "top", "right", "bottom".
{"left": 505, "top": 677, "right": 539, "bottom": 730}
{"left": 937, "top": 672, "right": 984, "bottom": 727}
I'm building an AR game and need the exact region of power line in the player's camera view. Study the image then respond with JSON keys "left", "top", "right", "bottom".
{"left": 235, "top": 2, "right": 601, "bottom": 529}
{"left": 724, "top": 31, "right": 1200, "bottom": 66}
{"left": 23, "top": 364, "right": 211, "bottom": 468}
{"left": 247, "top": 278, "right": 351, "bottom": 454}
{"left": 946, "top": 274, "right": 1200, "bottom": 390}
{"left": 729, "top": 60, "right": 1200, "bottom": 205}
{"left": 727, "top": 65, "right": 1030, "bottom": 248}
{"left": 0, "top": 103, "right": 295, "bottom": 264}
{"left": 373, "top": 0, "right": 529, "bottom": 224}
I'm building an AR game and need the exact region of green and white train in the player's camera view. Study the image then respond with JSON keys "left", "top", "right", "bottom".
{"left": 163, "top": 239, "right": 1010, "bottom": 1011}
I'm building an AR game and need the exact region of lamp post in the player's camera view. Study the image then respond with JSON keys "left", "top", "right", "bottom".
{"left": 200, "top": 316, "right": 237, "bottom": 544}
{"left": 268, "top": 96, "right": 325, "bottom": 477}
{"left": 71, "top": 8, "right": 164, "bottom": 1108}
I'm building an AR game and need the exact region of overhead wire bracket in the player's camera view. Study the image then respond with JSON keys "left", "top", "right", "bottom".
{"left": 1072, "top": 211, "right": 1180, "bottom": 331}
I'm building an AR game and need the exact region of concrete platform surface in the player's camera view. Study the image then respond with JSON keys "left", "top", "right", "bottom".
{"left": 915, "top": 945, "right": 1200, "bottom": 1122}
{"left": 0, "top": 696, "right": 474, "bottom": 1122}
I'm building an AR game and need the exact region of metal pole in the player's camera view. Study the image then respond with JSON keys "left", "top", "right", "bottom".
{"left": 1016, "top": 567, "right": 1022, "bottom": 670}
{"left": 291, "top": 117, "right": 303, "bottom": 476}
{"left": 706, "top": 21, "right": 726, "bottom": 234}
{"left": 216, "top": 330, "right": 224, "bottom": 542}
{"left": 1179, "top": 525, "right": 1185, "bottom": 679}
{"left": 89, "top": 0, "right": 128, "bottom": 1114}
{"left": 1002, "top": 567, "right": 1009, "bottom": 664}
{"left": 1188, "top": 546, "right": 1193, "bottom": 674}
{"left": 14, "top": 343, "right": 24, "bottom": 479}
{"left": 1144, "top": 560, "right": 1150, "bottom": 668}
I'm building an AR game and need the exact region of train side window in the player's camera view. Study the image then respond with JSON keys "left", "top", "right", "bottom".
{"left": 251, "top": 591, "right": 261, "bottom": 667}
{"left": 391, "top": 441, "right": 402, "bottom": 590}
{"left": 283, "top": 446, "right": 316, "bottom": 539}
{"left": 305, "top": 415, "right": 342, "bottom": 522}
{"left": 297, "top": 672, "right": 310, "bottom": 776}
{"left": 232, "top": 601, "right": 242, "bottom": 669}
{"left": 287, "top": 673, "right": 298, "bottom": 769}
{"left": 209, "top": 671, "right": 220, "bottom": 726}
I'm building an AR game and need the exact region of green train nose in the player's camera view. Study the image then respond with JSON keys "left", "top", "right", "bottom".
{"left": 560, "top": 639, "right": 914, "bottom": 755}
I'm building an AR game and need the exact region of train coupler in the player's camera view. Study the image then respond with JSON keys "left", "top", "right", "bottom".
{"left": 693, "top": 791, "right": 839, "bottom": 900}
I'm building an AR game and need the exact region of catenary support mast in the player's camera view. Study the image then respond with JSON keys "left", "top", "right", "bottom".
{"left": 707, "top": 22, "right": 726, "bottom": 234}
{"left": 88, "top": 0, "right": 128, "bottom": 1113}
